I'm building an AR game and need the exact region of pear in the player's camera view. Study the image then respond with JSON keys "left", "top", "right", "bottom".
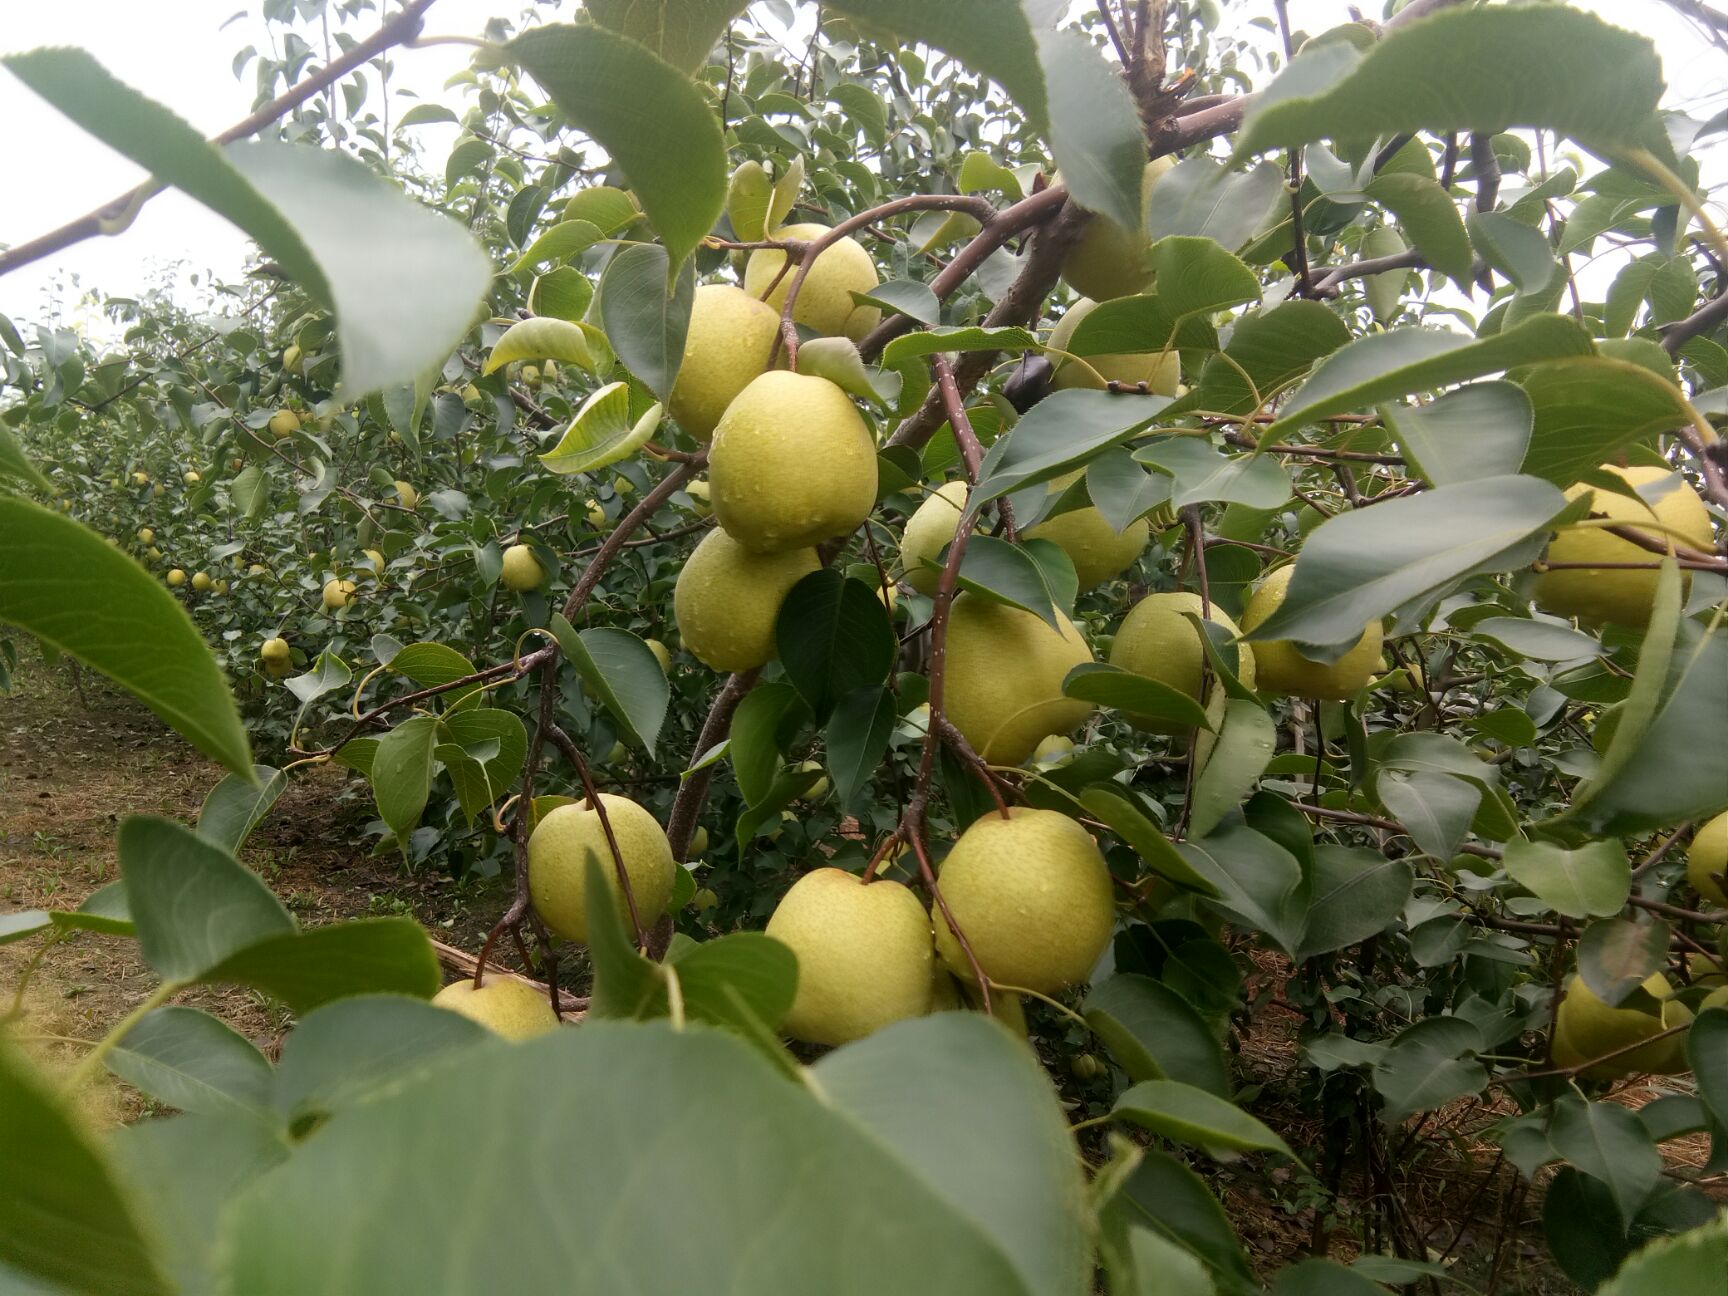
{"left": 1241, "top": 565, "right": 1383, "bottom": 700}
{"left": 394, "top": 480, "right": 419, "bottom": 510}
{"left": 1031, "top": 734, "right": 1078, "bottom": 768}
{"left": 182, "top": 470, "right": 201, "bottom": 486}
{"left": 191, "top": 571, "right": 213, "bottom": 592}
{"left": 897, "top": 480, "right": 969, "bottom": 595}
{"left": 673, "top": 529, "right": 820, "bottom": 671}
{"left": 166, "top": 569, "right": 187, "bottom": 588}
{"left": 136, "top": 527, "right": 154, "bottom": 545}
{"left": 1688, "top": 811, "right": 1728, "bottom": 908}
{"left": 260, "top": 637, "right": 292, "bottom": 675}
{"left": 684, "top": 479, "right": 713, "bottom": 517}
{"left": 283, "top": 343, "right": 304, "bottom": 375}
{"left": 687, "top": 826, "right": 709, "bottom": 858}
{"left": 709, "top": 371, "right": 877, "bottom": 554}
{"left": 668, "top": 284, "right": 781, "bottom": 439}
{"left": 1533, "top": 465, "right": 1713, "bottom": 627}
{"left": 743, "top": 221, "right": 881, "bottom": 339}
{"left": 1060, "top": 158, "right": 1176, "bottom": 301}
{"left": 932, "top": 807, "right": 1116, "bottom": 993}
{"left": 361, "top": 548, "right": 387, "bottom": 577}
{"left": 644, "top": 638, "right": 672, "bottom": 673}
{"left": 1110, "top": 592, "right": 1255, "bottom": 733}
{"left": 1025, "top": 481, "right": 1149, "bottom": 590}
{"left": 432, "top": 974, "right": 559, "bottom": 1040}
{"left": 527, "top": 793, "right": 676, "bottom": 944}
{"left": 322, "top": 578, "right": 356, "bottom": 611}
{"left": 1689, "top": 950, "right": 1728, "bottom": 988}
{"left": 942, "top": 593, "right": 1093, "bottom": 766}
{"left": 765, "top": 868, "right": 933, "bottom": 1045}
{"left": 1553, "top": 973, "right": 1692, "bottom": 1079}
{"left": 267, "top": 409, "right": 300, "bottom": 439}
{"left": 500, "top": 543, "right": 545, "bottom": 592}
{"left": 1047, "top": 297, "right": 1180, "bottom": 393}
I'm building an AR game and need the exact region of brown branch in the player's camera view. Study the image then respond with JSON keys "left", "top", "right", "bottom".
{"left": 665, "top": 669, "right": 759, "bottom": 861}
{"left": 0, "top": 0, "right": 443, "bottom": 280}
{"left": 1661, "top": 285, "right": 1728, "bottom": 354}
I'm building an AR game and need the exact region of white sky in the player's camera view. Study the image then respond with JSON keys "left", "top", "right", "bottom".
{"left": 0, "top": 0, "right": 1723, "bottom": 336}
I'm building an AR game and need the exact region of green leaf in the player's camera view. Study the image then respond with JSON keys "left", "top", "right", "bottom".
{"left": 1189, "top": 699, "right": 1276, "bottom": 839}
{"left": 1263, "top": 313, "right": 1594, "bottom": 440}
{"left": 727, "top": 160, "right": 772, "bottom": 242}
{"left": 387, "top": 642, "right": 480, "bottom": 702}
{"left": 1371, "top": 1015, "right": 1485, "bottom": 1124}
{"left": 369, "top": 715, "right": 440, "bottom": 842}
{"left": 825, "top": 685, "right": 897, "bottom": 812}
{"left": 1601, "top": 1213, "right": 1728, "bottom": 1296}
{"left": 1113, "top": 1080, "right": 1295, "bottom": 1160}
{"left": 854, "top": 279, "right": 940, "bottom": 325}
{"left": 1517, "top": 357, "right": 1699, "bottom": 487}
{"left": 1245, "top": 476, "right": 1567, "bottom": 652}
{"left": 0, "top": 425, "right": 51, "bottom": 492}
{"left": 597, "top": 243, "right": 694, "bottom": 400}
{"left": 1084, "top": 974, "right": 1231, "bottom": 1096}
{"left": 796, "top": 337, "right": 899, "bottom": 408}
{"left": 483, "top": 316, "right": 604, "bottom": 375}
{"left": 727, "top": 681, "right": 805, "bottom": 808}
{"left": 1234, "top": 6, "right": 1663, "bottom": 160}
{"left": 538, "top": 382, "right": 664, "bottom": 475}
{"left": 1136, "top": 439, "right": 1292, "bottom": 511}
{"left": 1271, "top": 1259, "right": 1389, "bottom": 1296}
{"left": 974, "top": 390, "right": 1166, "bottom": 507}
{"left": 1375, "top": 770, "right": 1479, "bottom": 861}
{"left": 3, "top": 50, "right": 490, "bottom": 398}
{"left": 1177, "top": 823, "right": 1305, "bottom": 955}
{"left": 229, "top": 465, "right": 268, "bottom": 520}
{"left": 584, "top": 0, "right": 742, "bottom": 73}
{"left": 202, "top": 918, "right": 440, "bottom": 1013}
{"left": 1549, "top": 1098, "right": 1663, "bottom": 1227}
{"left": 550, "top": 618, "right": 671, "bottom": 756}
{"left": 120, "top": 815, "right": 292, "bottom": 984}
{"left": 775, "top": 570, "right": 896, "bottom": 721}
{"left": 106, "top": 1006, "right": 274, "bottom": 1121}
{"left": 881, "top": 325, "right": 1040, "bottom": 367}
{"left": 1097, "top": 1148, "right": 1258, "bottom": 1296}
{"left": 1080, "top": 787, "right": 1219, "bottom": 896}
{"left": 1468, "top": 211, "right": 1558, "bottom": 296}
{"left": 666, "top": 932, "right": 798, "bottom": 1033}
{"left": 1363, "top": 173, "right": 1472, "bottom": 285}
{"left": 1070, "top": 241, "right": 1262, "bottom": 358}
{"left": 0, "top": 499, "right": 251, "bottom": 777}
{"left": 583, "top": 852, "right": 664, "bottom": 1016}
{"left": 507, "top": 25, "right": 728, "bottom": 268}
{"left": 1690, "top": 1008, "right": 1728, "bottom": 1130}
{"left": 1381, "top": 381, "right": 1533, "bottom": 487}
{"left": 1033, "top": 23, "right": 1146, "bottom": 234}
{"left": 1145, "top": 159, "right": 1287, "bottom": 252}
{"left": 1544, "top": 1167, "right": 1632, "bottom": 1290}
{"left": 196, "top": 766, "right": 286, "bottom": 854}
{"left": 527, "top": 265, "right": 596, "bottom": 321}
{"left": 1470, "top": 616, "right": 1602, "bottom": 663}
{"left": 1577, "top": 918, "right": 1671, "bottom": 1008}
{"left": 1062, "top": 664, "right": 1211, "bottom": 732}
{"left": 955, "top": 535, "right": 1072, "bottom": 630}
{"left": 1182, "top": 299, "right": 1352, "bottom": 417}
{"left": 0, "top": 1036, "right": 170, "bottom": 1296}
{"left": 1294, "top": 846, "right": 1412, "bottom": 960}
{"left": 1504, "top": 838, "right": 1631, "bottom": 919}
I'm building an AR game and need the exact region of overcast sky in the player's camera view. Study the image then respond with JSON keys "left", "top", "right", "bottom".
{"left": 1, "top": 0, "right": 1722, "bottom": 337}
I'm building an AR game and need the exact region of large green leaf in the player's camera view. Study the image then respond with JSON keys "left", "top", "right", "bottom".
{"left": 1371, "top": 1015, "right": 1485, "bottom": 1124}
{"left": 1096, "top": 1148, "right": 1258, "bottom": 1296}
{"left": 200, "top": 919, "right": 441, "bottom": 1013}
{"left": 1600, "top": 1213, "right": 1728, "bottom": 1296}
{"left": 1503, "top": 837, "right": 1632, "bottom": 920}
{"left": 775, "top": 570, "right": 897, "bottom": 722}
{"left": 196, "top": 767, "right": 286, "bottom": 855}
{"left": 825, "top": 685, "right": 897, "bottom": 813}
{"left": 584, "top": 0, "right": 743, "bottom": 74}
{"left": 539, "top": 383, "right": 664, "bottom": 476}
{"left": 106, "top": 1007, "right": 274, "bottom": 1122}
{"left": 1145, "top": 159, "right": 1286, "bottom": 252}
{"left": 1548, "top": 1098, "right": 1663, "bottom": 1227}
{"left": 596, "top": 243, "right": 695, "bottom": 400}
{"left": 0, "top": 500, "right": 251, "bottom": 777}
{"left": 220, "top": 1020, "right": 1087, "bottom": 1293}
{"left": 666, "top": 933, "right": 798, "bottom": 1033}
{"left": 1294, "top": 847, "right": 1411, "bottom": 961}
{"left": 1189, "top": 699, "right": 1276, "bottom": 838}
{"left": 1177, "top": 823, "right": 1305, "bottom": 955}
{"left": 1084, "top": 973, "right": 1231, "bottom": 1096}
{"left": 551, "top": 618, "right": 671, "bottom": 756}
{"left": 1690, "top": 1008, "right": 1728, "bottom": 1130}
{"left": 369, "top": 715, "right": 440, "bottom": 842}
{"left": 507, "top": 25, "right": 728, "bottom": 268}
{"left": 973, "top": 390, "right": 1167, "bottom": 507}
{"left": 0, "top": 1037, "right": 170, "bottom": 1296}
{"left": 1234, "top": 6, "right": 1663, "bottom": 159}
{"left": 0, "top": 425, "right": 51, "bottom": 492}
{"left": 2, "top": 50, "right": 489, "bottom": 397}
{"left": 955, "top": 535, "right": 1074, "bottom": 630}
{"left": 1112, "top": 1080, "right": 1295, "bottom": 1160}
{"left": 1363, "top": 172, "right": 1472, "bottom": 285}
{"left": 1381, "top": 382, "right": 1533, "bottom": 487}
{"left": 1578, "top": 918, "right": 1671, "bottom": 1009}
{"left": 1518, "top": 357, "right": 1699, "bottom": 487}
{"left": 1245, "top": 476, "right": 1568, "bottom": 654}
{"left": 1031, "top": 25, "right": 1155, "bottom": 234}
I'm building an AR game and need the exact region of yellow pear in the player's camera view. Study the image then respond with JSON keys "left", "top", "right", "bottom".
{"left": 260, "top": 637, "right": 292, "bottom": 675}
{"left": 130, "top": 470, "right": 151, "bottom": 486}
{"left": 1031, "top": 734, "right": 1078, "bottom": 768}
{"left": 709, "top": 371, "right": 877, "bottom": 553}
{"left": 322, "top": 578, "right": 356, "bottom": 610}
{"left": 191, "top": 571, "right": 213, "bottom": 592}
{"left": 527, "top": 793, "right": 676, "bottom": 944}
{"left": 765, "top": 868, "right": 933, "bottom": 1045}
{"left": 644, "top": 638, "right": 672, "bottom": 673}
{"left": 1025, "top": 488, "right": 1149, "bottom": 590}
{"left": 283, "top": 343, "right": 304, "bottom": 375}
{"left": 674, "top": 529, "right": 820, "bottom": 672}
{"left": 1553, "top": 973, "right": 1691, "bottom": 1079}
{"left": 684, "top": 479, "right": 713, "bottom": 517}
{"left": 361, "top": 548, "right": 386, "bottom": 576}
{"left": 1110, "top": 592, "right": 1255, "bottom": 733}
{"left": 432, "top": 975, "right": 559, "bottom": 1040}
{"left": 394, "top": 480, "right": 419, "bottom": 510}
{"left": 743, "top": 221, "right": 881, "bottom": 340}
{"left": 943, "top": 594, "right": 1093, "bottom": 766}
{"left": 137, "top": 527, "right": 154, "bottom": 545}
{"left": 932, "top": 808, "right": 1116, "bottom": 993}
{"left": 183, "top": 470, "right": 201, "bottom": 485}
{"left": 166, "top": 569, "right": 187, "bottom": 588}
{"left": 1689, "top": 949, "right": 1728, "bottom": 988}
{"left": 668, "top": 284, "right": 781, "bottom": 439}
{"left": 1047, "top": 297, "right": 1180, "bottom": 392}
{"left": 1689, "top": 811, "right": 1728, "bottom": 908}
{"left": 500, "top": 543, "right": 545, "bottom": 592}
{"left": 1060, "top": 158, "right": 1176, "bottom": 301}
{"left": 267, "top": 409, "right": 300, "bottom": 439}
{"left": 897, "top": 481, "right": 969, "bottom": 595}
{"left": 585, "top": 498, "right": 606, "bottom": 528}
{"left": 145, "top": 547, "right": 163, "bottom": 563}
{"left": 1241, "top": 565, "right": 1383, "bottom": 700}
{"left": 1533, "top": 465, "right": 1713, "bottom": 627}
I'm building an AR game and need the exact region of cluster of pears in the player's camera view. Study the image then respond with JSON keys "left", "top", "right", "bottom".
{"left": 765, "top": 807, "right": 1117, "bottom": 1046}
{"left": 1533, "top": 463, "right": 1714, "bottom": 628}
{"left": 1552, "top": 971, "right": 1725, "bottom": 1080}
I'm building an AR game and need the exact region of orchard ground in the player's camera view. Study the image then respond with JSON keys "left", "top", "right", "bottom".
{"left": 4, "top": 650, "right": 1716, "bottom": 1289}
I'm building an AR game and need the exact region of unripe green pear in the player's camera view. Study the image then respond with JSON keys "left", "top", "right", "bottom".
{"left": 933, "top": 808, "right": 1116, "bottom": 993}
{"left": 1025, "top": 494, "right": 1149, "bottom": 590}
{"left": 500, "top": 543, "right": 545, "bottom": 592}
{"left": 1110, "top": 592, "right": 1255, "bottom": 733}
{"left": 1031, "top": 734, "right": 1078, "bottom": 768}
{"left": 743, "top": 222, "right": 881, "bottom": 339}
{"left": 1689, "top": 950, "right": 1728, "bottom": 988}
{"left": 644, "top": 638, "right": 672, "bottom": 673}
{"left": 432, "top": 974, "right": 559, "bottom": 1040}
{"left": 1552, "top": 973, "right": 1691, "bottom": 1079}
{"left": 1241, "top": 565, "right": 1383, "bottom": 700}
{"left": 897, "top": 480, "right": 969, "bottom": 595}
{"left": 927, "top": 966, "right": 963, "bottom": 1012}
{"left": 1689, "top": 812, "right": 1728, "bottom": 908}
{"left": 1047, "top": 297, "right": 1180, "bottom": 392}
{"left": 673, "top": 529, "right": 820, "bottom": 672}
{"left": 765, "top": 868, "right": 933, "bottom": 1045}
{"left": 710, "top": 371, "right": 877, "bottom": 553}
{"left": 668, "top": 284, "right": 781, "bottom": 440}
{"left": 1060, "top": 158, "right": 1176, "bottom": 301}
{"left": 527, "top": 793, "right": 676, "bottom": 944}
{"left": 688, "top": 826, "right": 709, "bottom": 858}
{"left": 942, "top": 593, "right": 1093, "bottom": 766}
{"left": 1533, "top": 465, "right": 1713, "bottom": 627}
{"left": 692, "top": 887, "right": 719, "bottom": 911}
{"left": 283, "top": 343, "right": 303, "bottom": 375}
{"left": 182, "top": 470, "right": 201, "bottom": 485}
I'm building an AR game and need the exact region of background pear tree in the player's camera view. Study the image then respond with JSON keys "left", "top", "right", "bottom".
{"left": 2, "top": 0, "right": 1728, "bottom": 1291}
